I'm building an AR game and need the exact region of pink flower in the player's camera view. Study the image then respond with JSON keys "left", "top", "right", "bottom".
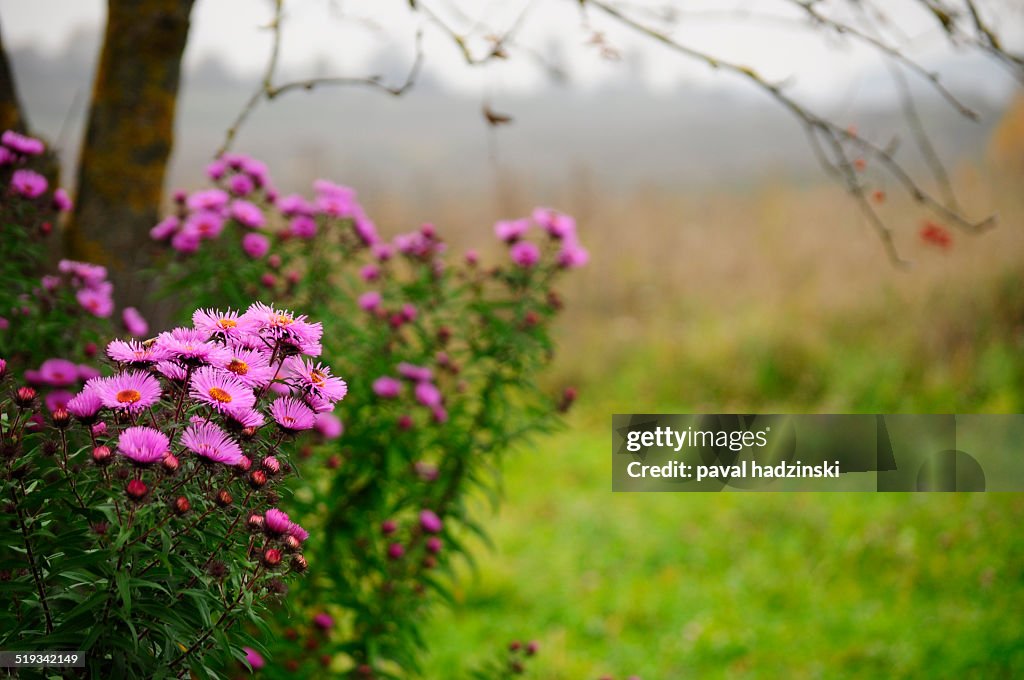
{"left": 387, "top": 543, "right": 405, "bottom": 560}
{"left": 94, "top": 370, "right": 163, "bottom": 412}
{"left": 242, "top": 232, "right": 270, "bottom": 258}
{"left": 156, "top": 360, "right": 189, "bottom": 382}
{"left": 557, "top": 240, "right": 589, "bottom": 269}
{"left": 190, "top": 366, "right": 256, "bottom": 413}
{"left": 180, "top": 421, "right": 245, "bottom": 466}
{"left": 358, "top": 291, "right": 381, "bottom": 312}
{"left": 414, "top": 382, "right": 442, "bottom": 408}
{"left": 1, "top": 130, "right": 45, "bottom": 156}
{"left": 205, "top": 158, "right": 227, "bottom": 180}
{"left": 220, "top": 346, "right": 274, "bottom": 388}
{"left": 66, "top": 389, "right": 103, "bottom": 421}
{"left": 397, "top": 362, "right": 433, "bottom": 383}
{"left": 170, "top": 228, "right": 201, "bottom": 254}
{"left": 360, "top": 264, "right": 380, "bottom": 282}
{"left": 53, "top": 188, "right": 73, "bottom": 212}
{"left": 495, "top": 218, "right": 531, "bottom": 243}
{"left": 186, "top": 188, "right": 228, "bottom": 212}
{"left": 242, "top": 302, "right": 322, "bottom": 356}
{"left": 230, "top": 200, "right": 265, "bottom": 229}
{"left": 287, "top": 521, "right": 309, "bottom": 543}
{"left": 354, "top": 216, "right": 379, "bottom": 246}
{"left": 277, "top": 193, "right": 311, "bottom": 216}
{"left": 45, "top": 390, "right": 74, "bottom": 413}
{"left": 533, "top": 207, "right": 576, "bottom": 239}
{"left": 372, "top": 376, "right": 402, "bottom": 398}
{"left": 226, "top": 407, "right": 266, "bottom": 429}
{"left": 78, "top": 364, "right": 101, "bottom": 381}
{"left": 242, "top": 647, "right": 265, "bottom": 670}
{"left": 107, "top": 339, "right": 170, "bottom": 364}
{"left": 185, "top": 211, "right": 225, "bottom": 240}
{"left": 314, "top": 412, "right": 343, "bottom": 439}
{"left": 426, "top": 536, "right": 442, "bottom": 554}
{"left": 290, "top": 215, "right": 317, "bottom": 238}
{"left": 58, "top": 260, "right": 108, "bottom": 287}
{"left": 122, "top": 307, "right": 148, "bottom": 337}
{"left": 39, "top": 358, "right": 79, "bottom": 386}
{"left": 150, "top": 215, "right": 180, "bottom": 241}
{"left": 264, "top": 508, "right": 292, "bottom": 535}
{"left": 76, "top": 288, "right": 114, "bottom": 318}
{"left": 228, "top": 173, "right": 254, "bottom": 196}
{"left": 419, "top": 509, "right": 443, "bottom": 533}
{"left": 191, "top": 308, "right": 253, "bottom": 341}
{"left": 465, "top": 249, "right": 479, "bottom": 266}
{"left": 117, "top": 426, "right": 170, "bottom": 464}
{"left": 10, "top": 169, "right": 48, "bottom": 198}
{"left": 313, "top": 613, "right": 334, "bottom": 630}
{"left": 509, "top": 240, "right": 540, "bottom": 268}
{"left": 270, "top": 396, "right": 316, "bottom": 432}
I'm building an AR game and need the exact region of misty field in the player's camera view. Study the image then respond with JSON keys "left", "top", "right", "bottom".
{"left": 420, "top": 148, "right": 1024, "bottom": 677}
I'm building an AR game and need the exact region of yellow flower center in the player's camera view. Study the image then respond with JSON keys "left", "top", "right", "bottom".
{"left": 207, "top": 387, "right": 232, "bottom": 403}
{"left": 227, "top": 359, "right": 249, "bottom": 376}
{"left": 116, "top": 389, "right": 141, "bottom": 404}
{"left": 274, "top": 314, "right": 293, "bottom": 326}
{"left": 310, "top": 370, "right": 326, "bottom": 386}
{"left": 218, "top": 319, "right": 237, "bottom": 329}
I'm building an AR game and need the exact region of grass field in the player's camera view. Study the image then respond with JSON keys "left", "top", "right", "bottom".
{"left": 418, "top": 152, "right": 1024, "bottom": 677}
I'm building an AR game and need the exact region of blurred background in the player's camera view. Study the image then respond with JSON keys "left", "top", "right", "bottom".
{"left": 3, "top": 1, "right": 1024, "bottom": 676}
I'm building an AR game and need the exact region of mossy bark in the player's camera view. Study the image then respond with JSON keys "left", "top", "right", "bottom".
{"left": 67, "top": 0, "right": 195, "bottom": 310}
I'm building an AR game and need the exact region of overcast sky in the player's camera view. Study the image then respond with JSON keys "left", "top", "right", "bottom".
{"left": 2, "top": 0, "right": 1021, "bottom": 102}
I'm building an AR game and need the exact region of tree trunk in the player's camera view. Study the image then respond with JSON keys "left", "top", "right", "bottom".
{"left": 0, "top": 14, "right": 27, "bottom": 133}
{"left": 67, "top": 0, "right": 195, "bottom": 312}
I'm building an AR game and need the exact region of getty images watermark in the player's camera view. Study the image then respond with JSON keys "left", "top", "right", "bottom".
{"left": 612, "top": 414, "right": 1024, "bottom": 492}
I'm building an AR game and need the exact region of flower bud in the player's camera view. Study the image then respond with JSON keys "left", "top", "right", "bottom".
{"left": 380, "top": 520, "right": 397, "bottom": 535}
{"left": 526, "top": 641, "right": 539, "bottom": 656}
{"left": 425, "top": 536, "right": 442, "bottom": 554}
{"left": 236, "top": 455, "right": 252, "bottom": 472}
{"left": 397, "top": 415, "right": 413, "bottom": 431}
{"left": 247, "top": 513, "right": 265, "bottom": 531}
{"left": 262, "top": 547, "right": 282, "bottom": 567}
{"left": 283, "top": 534, "right": 301, "bottom": 552}
{"left": 84, "top": 342, "right": 98, "bottom": 358}
{"left": 162, "top": 453, "right": 179, "bottom": 474}
{"left": 215, "top": 489, "right": 233, "bottom": 507}
{"left": 291, "top": 554, "right": 308, "bottom": 572}
{"left": 249, "top": 469, "right": 267, "bottom": 489}
{"left": 173, "top": 496, "right": 190, "bottom": 515}
{"left": 14, "top": 386, "right": 36, "bottom": 408}
{"left": 387, "top": 543, "right": 404, "bottom": 560}
{"left": 422, "top": 555, "right": 437, "bottom": 570}
{"left": 92, "top": 445, "right": 112, "bottom": 465}
{"left": 508, "top": 640, "right": 521, "bottom": 652}
{"left": 126, "top": 478, "right": 148, "bottom": 501}
{"left": 51, "top": 408, "right": 70, "bottom": 429}
{"left": 326, "top": 454, "right": 340, "bottom": 469}
{"left": 261, "top": 456, "right": 280, "bottom": 475}
{"left": 241, "top": 427, "right": 258, "bottom": 439}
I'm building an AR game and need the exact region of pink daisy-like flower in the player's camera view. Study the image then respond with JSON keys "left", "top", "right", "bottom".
{"left": 205, "top": 158, "right": 227, "bottom": 180}
{"left": 106, "top": 339, "right": 169, "bottom": 365}
{"left": 117, "top": 426, "right": 170, "bottom": 464}
{"left": 557, "top": 240, "right": 589, "bottom": 269}
{"left": 314, "top": 412, "right": 343, "bottom": 439}
{"left": 242, "top": 647, "right": 265, "bottom": 670}
{"left": 171, "top": 228, "right": 200, "bottom": 254}
{"left": 220, "top": 345, "right": 274, "bottom": 388}
{"left": 228, "top": 173, "right": 254, "bottom": 197}
{"left": 157, "top": 327, "right": 231, "bottom": 366}
{"left": 53, "top": 188, "right": 73, "bottom": 212}
{"left": 397, "top": 362, "right": 433, "bottom": 383}
{"left": 277, "top": 193, "right": 311, "bottom": 216}
{"left": 39, "top": 358, "right": 79, "bottom": 387}
{"left": 185, "top": 210, "right": 225, "bottom": 240}
{"left": 372, "top": 242, "right": 394, "bottom": 261}
{"left": 58, "top": 260, "right": 108, "bottom": 287}
{"left": 353, "top": 216, "right": 379, "bottom": 246}
{"left": 11, "top": 169, "right": 47, "bottom": 198}
{"left": 2, "top": 130, "right": 45, "bottom": 156}
{"left": 190, "top": 366, "right": 255, "bottom": 413}
{"left": 185, "top": 188, "right": 228, "bottom": 212}
{"left": 287, "top": 357, "right": 347, "bottom": 402}
{"left": 230, "top": 200, "right": 265, "bottom": 229}
{"left": 264, "top": 508, "right": 292, "bottom": 535}
{"left": 313, "top": 613, "right": 333, "bottom": 630}
{"left": 419, "top": 509, "right": 443, "bottom": 533}
{"left": 288, "top": 522, "right": 309, "bottom": 543}
{"left": 78, "top": 364, "right": 101, "bottom": 381}
{"left": 122, "top": 307, "right": 149, "bottom": 337}
{"left": 150, "top": 215, "right": 180, "bottom": 241}
{"left": 290, "top": 214, "right": 317, "bottom": 239}
{"left": 155, "top": 361, "right": 189, "bottom": 382}
{"left": 242, "top": 302, "right": 322, "bottom": 356}
{"left": 191, "top": 308, "right": 253, "bottom": 341}
{"left": 75, "top": 288, "right": 114, "bottom": 318}
{"left": 270, "top": 396, "right": 316, "bottom": 432}
{"left": 510, "top": 240, "right": 541, "bottom": 268}
{"left": 360, "top": 264, "right": 380, "bottom": 282}
{"left": 495, "top": 218, "right": 531, "bottom": 243}
{"left": 225, "top": 407, "right": 265, "bottom": 429}
{"left": 358, "top": 291, "right": 381, "bottom": 312}
{"left": 94, "top": 370, "right": 163, "bottom": 412}
{"left": 180, "top": 421, "right": 245, "bottom": 466}
{"left": 414, "top": 381, "right": 442, "bottom": 408}
{"left": 45, "top": 390, "right": 74, "bottom": 413}
{"left": 241, "top": 232, "right": 269, "bottom": 259}
{"left": 372, "top": 376, "right": 402, "bottom": 398}
{"left": 533, "top": 207, "right": 577, "bottom": 239}
{"left": 66, "top": 389, "right": 103, "bottom": 421}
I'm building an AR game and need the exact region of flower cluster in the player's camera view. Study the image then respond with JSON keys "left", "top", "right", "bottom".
{"left": 41, "top": 259, "right": 116, "bottom": 318}
{"left": 23, "top": 356, "right": 101, "bottom": 414}
{"left": 497, "top": 207, "right": 589, "bottom": 270}
{"left": 1, "top": 130, "right": 72, "bottom": 209}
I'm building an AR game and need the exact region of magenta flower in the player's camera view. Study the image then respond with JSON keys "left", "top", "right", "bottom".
{"left": 533, "top": 207, "right": 577, "bottom": 239}
{"left": 277, "top": 193, "right": 311, "bottom": 216}
{"left": 2, "top": 130, "right": 45, "bottom": 155}
{"left": 242, "top": 647, "right": 265, "bottom": 670}
{"left": 419, "top": 509, "right": 443, "bottom": 533}
{"left": 205, "top": 158, "right": 227, "bottom": 180}
{"left": 170, "top": 228, "right": 200, "bottom": 254}
{"left": 45, "top": 390, "right": 74, "bottom": 413}
{"left": 360, "top": 264, "right": 380, "bottom": 282}
{"left": 426, "top": 536, "right": 442, "bottom": 554}
{"left": 122, "top": 307, "right": 149, "bottom": 337}
{"left": 314, "top": 412, "right": 343, "bottom": 439}
{"left": 107, "top": 339, "right": 170, "bottom": 365}
{"left": 242, "top": 302, "right": 323, "bottom": 356}
{"left": 372, "top": 376, "right": 402, "bottom": 399}
{"left": 290, "top": 214, "right": 317, "bottom": 238}
{"left": 180, "top": 421, "right": 245, "bottom": 466}
{"left": 414, "top": 382, "right": 442, "bottom": 409}
{"left": 353, "top": 216, "right": 379, "bottom": 246}
{"left": 150, "top": 215, "right": 180, "bottom": 241}
{"left": 465, "top": 249, "right": 479, "bottom": 265}
{"left": 313, "top": 613, "right": 334, "bottom": 630}
{"left": 94, "top": 371, "right": 163, "bottom": 412}
{"left": 288, "top": 522, "right": 309, "bottom": 543}
{"left": 287, "top": 358, "right": 347, "bottom": 403}
{"left": 117, "top": 426, "right": 170, "bottom": 464}
{"left": 226, "top": 407, "right": 266, "bottom": 429}
{"left": 53, "top": 188, "right": 73, "bottom": 212}
{"left": 185, "top": 188, "right": 228, "bottom": 212}
{"left": 372, "top": 242, "right": 394, "bottom": 261}
{"left": 192, "top": 308, "right": 254, "bottom": 341}
{"left": 39, "top": 358, "right": 79, "bottom": 386}
{"left": 557, "top": 240, "right": 590, "bottom": 269}
{"left": 264, "top": 508, "right": 292, "bottom": 535}
{"left": 358, "top": 291, "right": 381, "bottom": 312}
{"left": 190, "top": 366, "right": 256, "bottom": 413}
{"left": 230, "top": 200, "right": 265, "bottom": 229}
{"left": 185, "top": 211, "right": 225, "bottom": 240}
{"left": 76, "top": 288, "right": 114, "bottom": 318}
{"left": 66, "top": 389, "right": 103, "bottom": 421}
{"left": 397, "top": 362, "right": 433, "bottom": 383}
{"left": 156, "top": 361, "right": 189, "bottom": 382}
{"left": 510, "top": 241, "right": 541, "bottom": 268}
{"left": 58, "top": 260, "right": 108, "bottom": 287}
{"left": 220, "top": 346, "right": 274, "bottom": 388}
{"left": 78, "top": 364, "right": 101, "bottom": 381}
{"left": 228, "top": 173, "right": 254, "bottom": 196}
{"left": 241, "top": 232, "right": 269, "bottom": 258}
{"left": 495, "top": 218, "right": 530, "bottom": 243}
{"left": 270, "top": 396, "right": 316, "bottom": 432}
{"left": 157, "top": 328, "right": 231, "bottom": 365}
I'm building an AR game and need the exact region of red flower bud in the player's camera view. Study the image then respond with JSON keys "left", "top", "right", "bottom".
{"left": 215, "top": 489, "right": 233, "bottom": 507}
{"left": 126, "top": 478, "right": 148, "bottom": 501}
{"left": 262, "top": 548, "right": 282, "bottom": 567}
{"left": 14, "top": 386, "right": 36, "bottom": 408}
{"left": 509, "top": 640, "right": 521, "bottom": 652}
{"left": 291, "top": 554, "right": 308, "bottom": 572}
{"left": 249, "top": 469, "right": 267, "bottom": 489}
{"left": 247, "top": 513, "right": 264, "bottom": 531}
{"left": 92, "top": 445, "right": 112, "bottom": 465}
{"left": 380, "top": 520, "right": 397, "bottom": 535}
{"left": 173, "top": 496, "right": 191, "bottom": 514}
{"left": 387, "top": 543, "right": 404, "bottom": 560}
{"left": 261, "top": 456, "right": 280, "bottom": 475}
{"left": 162, "top": 453, "right": 179, "bottom": 474}
{"left": 236, "top": 455, "right": 252, "bottom": 472}
{"left": 283, "top": 534, "right": 301, "bottom": 552}
{"left": 51, "top": 408, "right": 70, "bottom": 429}
{"left": 525, "top": 640, "right": 539, "bottom": 656}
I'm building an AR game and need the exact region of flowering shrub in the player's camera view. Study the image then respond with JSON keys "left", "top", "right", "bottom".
{"left": 0, "top": 301, "right": 343, "bottom": 677}
{"left": 152, "top": 153, "right": 586, "bottom": 675}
